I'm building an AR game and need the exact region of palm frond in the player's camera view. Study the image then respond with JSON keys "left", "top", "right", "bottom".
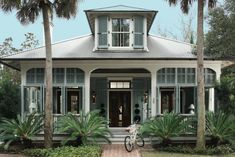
{"left": 57, "top": 111, "right": 111, "bottom": 145}
{"left": 0, "top": 113, "right": 43, "bottom": 149}
{"left": 141, "top": 112, "right": 192, "bottom": 141}
{"left": 16, "top": 1, "right": 41, "bottom": 25}
{"left": 0, "top": 0, "right": 21, "bottom": 12}
{"left": 54, "top": 0, "right": 78, "bottom": 19}
{"left": 206, "top": 111, "right": 235, "bottom": 143}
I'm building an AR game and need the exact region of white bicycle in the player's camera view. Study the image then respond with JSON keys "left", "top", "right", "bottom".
{"left": 124, "top": 122, "right": 145, "bottom": 152}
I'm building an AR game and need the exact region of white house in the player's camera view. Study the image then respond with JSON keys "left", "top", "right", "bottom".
{"left": 1, "top": 5, "right": 221, "bottom": 129}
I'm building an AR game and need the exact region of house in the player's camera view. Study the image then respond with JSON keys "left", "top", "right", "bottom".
{"left": 0, "top": 5, "right": 222, "bottom": 130}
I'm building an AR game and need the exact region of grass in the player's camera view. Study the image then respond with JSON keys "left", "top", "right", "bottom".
{"left": 141, "top": 151, "right": 235, "bottom": 157}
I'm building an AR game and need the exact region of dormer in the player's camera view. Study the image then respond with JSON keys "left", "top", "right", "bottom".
{"left": 85, "top": 5, "right": 157, "bottom": 51}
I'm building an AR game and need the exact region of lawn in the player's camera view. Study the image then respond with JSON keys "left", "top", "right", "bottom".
{"left": 141, "top": 151, "right": 235, "bottom": 157}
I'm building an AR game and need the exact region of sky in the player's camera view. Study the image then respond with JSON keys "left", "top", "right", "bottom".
{"left": 0, "top": 0, "right": 224, "bottom": 47}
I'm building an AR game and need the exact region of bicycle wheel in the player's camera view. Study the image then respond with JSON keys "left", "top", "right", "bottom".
{"left": 136, "top": 134, "right": 144, "bottom": 147}
{"left": 124, "top": 136, "right": 134, "bottom": 152}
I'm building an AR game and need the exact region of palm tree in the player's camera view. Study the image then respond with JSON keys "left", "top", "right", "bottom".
{"left": 0, "top": 0, "right": 79, "bottom": 148}
{"left": 164, "top": 0, "right": 216, "bottom": 150}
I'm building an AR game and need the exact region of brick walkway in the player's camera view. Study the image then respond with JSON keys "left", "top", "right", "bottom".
{"left": 102, "top": 144, "right": 141, "bottom": 157}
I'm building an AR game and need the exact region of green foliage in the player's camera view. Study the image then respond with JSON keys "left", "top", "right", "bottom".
{"left": 0, "top": 113, "right": 43, "bottom": 149}
{"left": 215, "top": 76, "right": 235, "bottom": 114}
{"left": 141, "top": 112, "right": 192, "bottom": 145}
{"left": 0, "top": 32, "right": 38, "bottom": 57}
{"left": 0, "top": 68, "right": 20, "bottom": 119}
{"left": 206, "top": 112, "right": 235, "bottom": 145}
{"left": 57, "top": 111, "right": 112, "bottom": 145}
{"left": 159, "top": 144, "right": 234, "bottom": 155}
{"left": 205, "top": 0, "right": 235, "bottom": 58}
{"left": 23, "top": 145, "right": 102, "bottom": 157}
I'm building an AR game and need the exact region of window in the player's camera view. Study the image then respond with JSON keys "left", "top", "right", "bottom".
{"left": 205, "top": 68, "right": 216, "bottom": 85}
{"left": 96, "top": 16, "right": 145, "bottom": 49}
{"left": 26, "top": 68, "right": 44, "bottom": 84}
{"left": 109, "top": 81, "right": 131, "bottom": 89}
{"left": 112, "top": 18, "right": 130, "bottom": 47}
{"left": 53, "top": 68, "right": 65, "bottom": 84}
{"left": 157, "top": 68, "right": 175, "bottom": 84}
{"left": 24, "top": 87, "right": 42, "bottom": 114}
{"left": 66, "top": 68, "right": 84, "bottom": 84}
{"left": 177, "top": 68, "right": 195, "bottom": 84}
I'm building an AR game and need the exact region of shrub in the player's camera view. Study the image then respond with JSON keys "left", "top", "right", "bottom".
{"left": 206, "top": 111, "right": 235, "bottom": 146}
{"left": 0, "top": 113, "right": 43, "bottom": 149}
{"left": 141, "top": 112, "right": 192, "bottom": 146}
{"left": 57, "top": 111, "right": 112, "bottom": 145}
{"left": 23, "top": 145, "right": 102, "bottom": 157}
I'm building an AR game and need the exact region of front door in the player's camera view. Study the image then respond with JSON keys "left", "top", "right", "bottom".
{"left": 109, "top": 91, "right": 131, "bottom": 127}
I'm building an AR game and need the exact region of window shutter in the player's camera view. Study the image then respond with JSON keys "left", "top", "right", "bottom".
{"left": 133, "top": 16, "right": 144, "bottom": 49}
{"left": 98, "top": 16, "right": 108, "bottom": 48}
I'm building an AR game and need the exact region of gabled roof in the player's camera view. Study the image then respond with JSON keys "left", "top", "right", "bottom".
{"left": 84, "top": 5, "right": 157, "bottom": 34}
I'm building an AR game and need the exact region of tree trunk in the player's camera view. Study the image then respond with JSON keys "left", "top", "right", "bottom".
{"left": 196, "top": 0, "right": 206, "bottom": 150}
{"left": 42, "top": 4, "right": 53, "bottom": 148}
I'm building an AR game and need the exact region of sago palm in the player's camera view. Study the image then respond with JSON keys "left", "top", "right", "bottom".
{"left": 164, "top": 0, "right": 217, "bottom": 150}
{"left": 0, "top": 0, "right": 80, "bottom": 148}
{"left": 141, "top": 112, "right": 192, "bottom": 146}
{"left": 206, "top": 111, "right": 235, "bottom": 146}
{"left": 0, "top": 113, "right": 43, "bottom": 149}
{"left": 57, "top": 111, "right": 112, "bottom": 145}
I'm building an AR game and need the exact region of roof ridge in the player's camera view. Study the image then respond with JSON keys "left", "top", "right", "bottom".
{"left": 85, "top": 5, "right": 155, "bottom": 12}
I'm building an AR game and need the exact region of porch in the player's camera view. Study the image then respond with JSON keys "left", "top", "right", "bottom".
{"left": 21, "top": 62, "right": 218, "bottom": 129}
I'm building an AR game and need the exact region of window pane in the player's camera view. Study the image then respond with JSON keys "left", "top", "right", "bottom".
{"left": 112, "top": 33, "right": 120, "bottom": 46}
{"left": 26, "top": 69, "right": 35, "bottom": 83}
{"left": 24, "top": 87, "right": 41, "bottom": 114}
{"left": 112, "top": 19, "right": 120, "bottom": 31}
{"left": 177, "top": 68, "right": 185, "bottom": 83}
{"left": 36, "top": 68, "right": 44, "bottom": 83}
{"left": 121, "top": 19, "right": 130, "bottom": 31}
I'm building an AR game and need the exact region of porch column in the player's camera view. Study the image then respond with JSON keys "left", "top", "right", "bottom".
{"left": 21, "top": 85, "right": 24, "bottom": 116}
{"left": 208, "top": 88, "right": 215, "bottom": 112}
{"left": 84, "top": 70, "right": 91, "bottom": 113}
{"left": 150, "top": 70, "right": 157, "bottom": 117}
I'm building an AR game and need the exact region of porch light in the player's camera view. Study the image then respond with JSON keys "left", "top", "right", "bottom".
{"left": 144, "top": 91, "right": 148, "bottom": 103}
{"left": 92, "top": 91, "right": 96, "bottom": 104}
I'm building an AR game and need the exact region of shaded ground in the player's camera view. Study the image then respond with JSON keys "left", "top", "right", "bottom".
{"left": 141, "top": 151, "right": 235, "bottom": 157}
{"left": 0, "top": 154, "right": 25, "bottom": 157}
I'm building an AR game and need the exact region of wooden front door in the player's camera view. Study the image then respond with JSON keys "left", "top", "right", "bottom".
{"left": 109, "top": 91, "right": 131, "bottom": 127}
{"left": 161, "top": 91, "right": 174, "bottom": 113}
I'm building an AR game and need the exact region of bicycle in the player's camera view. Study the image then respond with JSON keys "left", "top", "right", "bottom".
{"left": 124, "top": 121, "right": 145, "bottom": 152}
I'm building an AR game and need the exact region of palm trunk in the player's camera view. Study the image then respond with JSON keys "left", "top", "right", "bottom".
{"left": 196, "top": 0, "right": 206, "bottom": 150}
{"left": 42, "top": 4, "right": 53, "bottom": 148}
